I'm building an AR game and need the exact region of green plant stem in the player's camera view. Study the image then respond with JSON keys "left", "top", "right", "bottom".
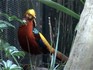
{"left": 11, "top": 54, "right": 20, "bottom": 67}
{"left": 26, "top": 36, "right": 33, "bottom": 69}
{"left": 80, "top": 0, "right": 85, "bottom": 4}
{"left": 48, "top": 17, "right": 53, "bottom": 46}
{"left": 50, "top": 12, "right": 61, "bottom": 70}
{"left": 53, "top": 12, "right": 61, "bottom": 70}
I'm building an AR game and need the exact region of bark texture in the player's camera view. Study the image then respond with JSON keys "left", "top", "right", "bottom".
{"left": 64, "top": 0, "right": 93, "bottom": 70}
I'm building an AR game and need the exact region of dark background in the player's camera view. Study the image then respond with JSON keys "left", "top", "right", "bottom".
{"left": 0, "top": 0, "right": 83, "bottom": 66}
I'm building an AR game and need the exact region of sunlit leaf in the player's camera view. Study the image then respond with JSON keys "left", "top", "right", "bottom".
{"left": 38, "top": 0, "right": 80, "bottom": 19}
{"left": 0, "top": 23, "right": 7, "bottom": 28}
{"left": 0, "top": 20, "right": 15, "bottom": 29}
{"left": 0, "top": 41, "right": 25, "bottom": 58}
{"left": 4, "top": 45, "right": 25, "bottom": 58}
{"left": 0, "top": 40, "right": 8, "bottom": 50}
{"left": 0, "top": 60, "right": 22, "bottom": 70}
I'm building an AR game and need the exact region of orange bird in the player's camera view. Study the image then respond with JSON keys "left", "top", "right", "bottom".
{"left": 18, "top": 9, "right": 68, "bottom": 62}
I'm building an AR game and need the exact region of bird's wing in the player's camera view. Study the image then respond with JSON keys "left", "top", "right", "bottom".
{"left": 39, "top": 32, "right": 68, "bottom": 61}
{"left": 33, "top": 28, "right": 55, "bottom": 53}
{"left": 39, "top": 32, "right": 55, "bottom": 53}
{"left": 33, "top": 28, "right": 68, "bottom": 61}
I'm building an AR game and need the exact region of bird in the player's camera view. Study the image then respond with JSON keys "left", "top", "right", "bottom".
{"left": 18, "top": 9, "right": 68, "bottom": 62}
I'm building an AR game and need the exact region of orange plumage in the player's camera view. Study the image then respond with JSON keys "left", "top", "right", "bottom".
{"left": 18, "top": 9, "right": 68, "bottom": 62}
{"left": 18, "top": 21, "right": 41, "bottom": 54}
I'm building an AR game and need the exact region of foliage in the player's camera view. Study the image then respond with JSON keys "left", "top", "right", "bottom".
{"left": 0, "top": 20, "right": 15, "bottom": 29}
{"left": 0, "top": 41, "right": 25, "bottom": 59}
{"left": 50, "top": 12, "right": 61, "bottom": 70}
{"left": 80, "top": 0, "right": 85, "bottom": 4}
{"left": 0, "top": 12, "right": 25, "bottom": 25}
{"left": 0, "top": 15, "right": 25, "bottom": 70}
{"left": 0, "top": 0, "right": 85, "bottom": 69}
{"left": 38, "top": 0, "right": 81, "bottom": 70}
{"left": 0, "top": 60, "right": 22, "bottom": 70}
{"left": 38, "top": 0, "right": 80, "bottom": 20}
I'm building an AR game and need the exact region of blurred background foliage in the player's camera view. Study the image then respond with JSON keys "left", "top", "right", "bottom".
{"left": 0, "top": 0, "right": 84, "bottom": 69}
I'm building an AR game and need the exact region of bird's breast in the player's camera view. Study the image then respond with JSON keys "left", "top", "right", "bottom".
{"left": 18, "top": 24, "right": 42, "bottom": 55}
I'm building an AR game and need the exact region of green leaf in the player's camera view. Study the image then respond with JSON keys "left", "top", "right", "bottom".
{"left": 0, "top": 41, "right": 25, "bottom": 58}
{"left": 13, "top": 51, "right": 25, "bottom": 58}
{"left": 0, "top": 12, "right": 10, "bottom": 21}
{"left": 0, "top": 20, "right": 15, "bottom": 29}
{"left": 0, "top": 23, "right": 7, "bottom": 28}
{"left": 0, "top": 41, "right": 10, "bottom": 50}
{"left": 4, "top": 46, "right": 25, "bottom": 58}
{"left": 9, "top": 16, "right": 24, "bottom": 24}
{"left": 0, "top": 13, "right": 26, "bottom": 24}
{"left": 0, "top": 60, "right": 22, "bottom": 70}
{"left": 38, "top": 0, "right": 80, "bottom": 19}
{"left": 80, "top": 0, "right": 85, "bottom": 4}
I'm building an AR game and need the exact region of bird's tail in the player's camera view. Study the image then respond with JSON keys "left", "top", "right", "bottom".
{"left": 39, "top": 33, "right": 68, "bottom": 62}
{"left": 56, "top": 51, "right": 68, "bottom": 62}
{"left": 51, "top": 48, "right": 68, "bottom": 62}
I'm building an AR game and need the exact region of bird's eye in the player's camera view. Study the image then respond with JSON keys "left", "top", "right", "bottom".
{"left": 26, "top": 14, "right": 33, "bottom": 19}
{"left": 26, "top": 14, "right": 29, "bottom": 17}
{"left": 29, "top": 15, "right": 33, "bottom": 19}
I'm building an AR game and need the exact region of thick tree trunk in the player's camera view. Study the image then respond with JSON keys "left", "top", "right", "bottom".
{"left": 64, "top": 0, "right": 93, "bottom": 70}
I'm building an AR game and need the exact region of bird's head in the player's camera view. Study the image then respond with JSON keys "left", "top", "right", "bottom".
{"left": 25, "top": 9, "right": 36, "bottom": 20}
{"left": 24, "top": 9, "right": 37, "bottom": 27}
